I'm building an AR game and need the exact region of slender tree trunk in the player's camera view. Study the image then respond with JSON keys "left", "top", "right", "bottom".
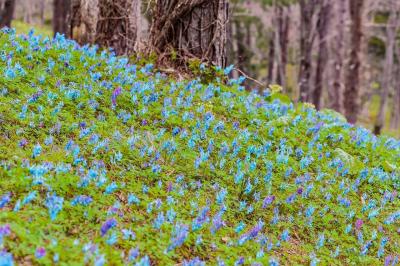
{"left": 150, "top": 0, "right": 229, "bottom": 67}
{"left": 312, "top": 0, "right": 330, "bottom": 109}
{"left": 391, "top": 64, "right": 400, "bottom": 130}
{"left": 39, "top": 0, "right": 45, "bottom": 25}
{"left": 235, "top": 21, "right": 246, "bottom": 72}
{"left": 390, "top": 13, "right": 400, "bottom": 130}
{"left": 329, "top": 0, "right": 346, "bottom": 113}
{"left": 343, "top": 0, "right": 364, "bottom": 124}
{"left": 374, "top": 5, "right": 398, "bottom": 134}
{"left": 267, "top": 31, "right": 275, "bottom": 85}
{"left": 0, "top": 0, "right": 16, "bottom": 28}
{"left": 22, "top": 0, "right": 32, "bottom": 24}
{"left": 276, "top": 5, "right": 289, "bottom": 90}
{"left": 53, "top": 0, "right": 72, "bottom": 37}
{"left": 229, "top": 20, "right": 239, "bottom": 79}
{"left": 298, "top": 0, "right": 318, "bottom": 102}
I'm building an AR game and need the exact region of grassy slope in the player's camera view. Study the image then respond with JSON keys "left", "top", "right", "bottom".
{"left": 0, "top": 28, "right": 399, "bottom": 265}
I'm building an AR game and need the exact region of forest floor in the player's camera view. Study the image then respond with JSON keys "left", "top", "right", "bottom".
{"left": 0, "top": 23, "right": 399, "bottom": 265}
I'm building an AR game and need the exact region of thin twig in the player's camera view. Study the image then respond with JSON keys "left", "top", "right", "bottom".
{"left": 233, "top": 67, "right": 266, "bottom": 88}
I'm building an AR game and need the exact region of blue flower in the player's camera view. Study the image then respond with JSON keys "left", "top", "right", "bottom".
{"left": 0, "top": 250, "right": 14, "bottom": 266}
{"left": 32, "top": 144, "right": 42, "bottom": 158}
{"left": 45, "top": 193, "right": 64, "bottom": 220}
{"left": 0, "top": 193, "right": 11, "bottom": 208}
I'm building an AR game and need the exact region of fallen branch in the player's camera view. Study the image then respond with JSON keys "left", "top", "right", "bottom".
{"left": 233, "top": 67, "right": 267, "bottom": 88}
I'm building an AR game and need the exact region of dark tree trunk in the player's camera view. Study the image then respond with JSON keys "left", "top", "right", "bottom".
{"left": 150, "top": 0, "right": 228, "bottom": 67}
{"left": 391, "top": 65, "right": 400, "bottom": 130}
{"left": 329, "top": 0, "right": 346, "bottom": 113}
{"left": 96, "top": 0, "right": 141, "bottom": 55}
{"left": 344, "top": 0, "right": 364, "bottom": 124}
{"left": 0, "top": 0, "right": 16, "bottom": 28}
{"left": 53, "top": 0, "right": 72, "bottom": 37}
{"left": 71, "top": 0, "right": 99, "bottom": 44}
{"left": 267, "top": 32, "right": 275, "bottom": 85}
{"left": 276, "top": 5, "right": 290, "bottom": 89}
{"left": 298, "top": 0, "right": 318, "bottom": 102}
{"left": 391, "top": 49, "right": 400, "bottom": 130}
{"left": 70, "top": 0, "right": 140, "bottom": 55}
{"left": 312, "top": 0, "right": 331, "bottom": 109}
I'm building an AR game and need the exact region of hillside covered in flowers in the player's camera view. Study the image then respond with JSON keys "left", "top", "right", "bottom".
{"left": 0, "top": 28, "right": 399, "bottom": 265}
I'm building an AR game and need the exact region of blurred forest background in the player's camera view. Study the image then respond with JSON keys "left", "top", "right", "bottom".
{"left": 0, "top": 0, "right": 400, "bottom": 137}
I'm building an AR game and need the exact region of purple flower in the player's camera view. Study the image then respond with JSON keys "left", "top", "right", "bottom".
{"left": 238, "top": 221, "right": 264, "bottom": 245}
{"left": 19, "top": 139, "right": 28, "bottom": 147}
{"left": 101, "top": 218, "right": 117, "bottom": 237}
{"left": 355, "top": 219, "right": 363, "bottom": 230}
{"left": 167, "top": 223, "right": 189, "bottom": 252}
{"left": 262, "top": 195, "right": 275, "bottom": 208}
{"left": 128, "top": 247, "right": 139, "bottom": 261}
{"left": 235, "top": 257, "right": 244, "bottom": 265}
{"left": 0, "top": 224, "right": 11, "bottom": 236}
{"left": 111, "top": 87, "right": 122, "bottom": 107}
{"left": 35, "top": 247, "right": 46, "bottom": 259}
{"left": 210, "top": 213, "right": 225, "bottom": 235}
{"left": 297, "top": 187, "right": 303, "bottom": 195}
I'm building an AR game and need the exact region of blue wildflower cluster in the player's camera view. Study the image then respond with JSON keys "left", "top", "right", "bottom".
{"left": 0, "top": 28, "right": 399, "bottom": 265}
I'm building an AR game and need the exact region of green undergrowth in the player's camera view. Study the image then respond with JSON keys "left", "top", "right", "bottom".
{"left": 0, "top": 28, "right": 399, "bottom": 266}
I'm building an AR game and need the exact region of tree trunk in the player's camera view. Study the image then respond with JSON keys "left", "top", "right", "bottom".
{"left": 391, "top": 65, "right": 400, "bottom": 130}
{"left": 276, "top": 5, "right": 289, "bottom": 90}
{"left": 53, "top": 0, "right": 72, "bottom": 37}
{"left": 150, "top": 0, "right": 229, "bottom": 67}
{"left": 312, "top": 0, "right": 330, "bottom": 109}
{"left": 328, "top": 0, "right": 346, "bottom": 113}
{"left": 390, "top": 9, "right": 400, "bottom": 130}
{"left": 70, "top": 0, "right": 140, "bottom": 55}
{"left": 22, "top": 0, "right": 32, "bottom": 24}
{"left": 374, "top": 5, "right": 398, "bottom": 134}
{"left": 298, "top": 0, "right": 318, "bottom": 102}
{"left": 39, "top": 0, "right": 45, "bottom": 25}
{"left": 267, "top": 31, "right": 275, "bottom": 85}
{"left": 343, "top": 0, "right": 364, "bottom": 124}
{"left": 235, "top": 21, "right": 246, "bottom": 72}
{"left": 0, "top": 0, "right": 16, "bottom": 28}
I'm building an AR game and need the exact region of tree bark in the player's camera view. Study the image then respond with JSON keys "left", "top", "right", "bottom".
{"left": 0, "top": 0, "right": 16, "bottom": 28}
{"left": 70, "top": 0, "right": 140, "bottom": 55}
{"left": 390, "top": 11, "right": 400, "bottom": 130}
{"left": 96, "top": 0, "right": 141, "bottom": 55}
{"left": 298, "top": 0, "right": 318, "bottom": 102}
{"left": 39, "top": 0, "right": 45, "bottom": 25}
{"left": 391, "top": 64, "right": 400, "bottom": 130}
{"left": 53, "top": 0, "right": 72, "bottom": 37}
{"left": 328, "top": 0, "right": 346, "bottom": 113}
{"left": 374, "top": 4, "right": 398, "bottom": 134}
{"left": 312, "top": 0, "right": 330, "bottom": 109}
{"left": 343, "top": 0, "right": 364, "bottom": 124}
{"left": 267, "top": 31, "right": 275, "bottom": 85}
{"left": 22, "top": 0, "right": 32, "bottom": 24}
{"left": 150, "top": 0, "right": 229, "bottom": 67}
{"left": 276, "top": 5, "right": 289, "bottom": 90}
